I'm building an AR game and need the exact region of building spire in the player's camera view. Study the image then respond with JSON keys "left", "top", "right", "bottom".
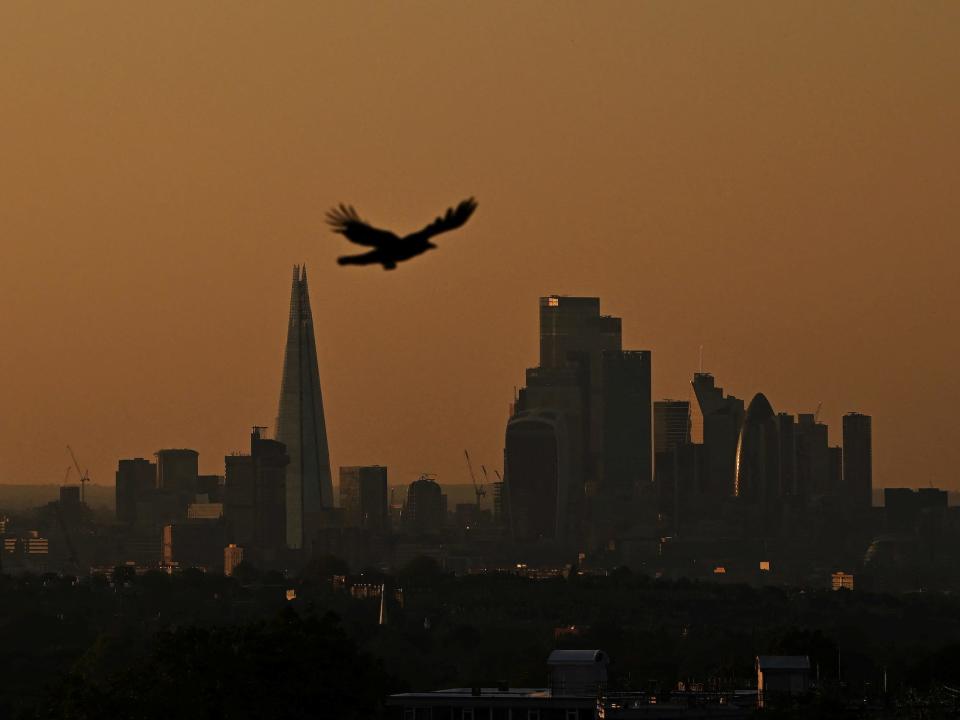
{"left": 276, "top": 265, "right": 334, "bottom": 551}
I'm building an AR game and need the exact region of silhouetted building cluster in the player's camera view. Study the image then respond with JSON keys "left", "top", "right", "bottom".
{"left": 11, "top": 280, "right": 944, "bottom": 595}
{"left": 496, "top": 295, "right": 892, "bottom": 586}
{"left": 505, "top": 296, "right": 651, "bottom": 548}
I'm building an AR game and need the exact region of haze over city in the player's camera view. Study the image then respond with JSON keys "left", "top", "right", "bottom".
{"left": 2, "top": 2, "right": 959, "bottom": 492}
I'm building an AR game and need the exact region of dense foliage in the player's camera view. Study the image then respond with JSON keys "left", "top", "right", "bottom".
{"left": 4, "top": 562, "right": 960, "bottom": 717}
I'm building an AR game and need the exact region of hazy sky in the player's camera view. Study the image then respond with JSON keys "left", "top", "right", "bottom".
{"left": 2, "top": 2, "right": 958, "bottom": 495}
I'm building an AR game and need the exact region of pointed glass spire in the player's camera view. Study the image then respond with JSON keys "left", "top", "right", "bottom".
{"left": 276, "top": 265, "right": 334, "bottom": 550}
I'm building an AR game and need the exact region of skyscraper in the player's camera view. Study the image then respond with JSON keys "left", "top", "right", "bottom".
{"left": 776, "top": 413, "right": 796, "bottom": 497}
{"left": 404, "top": 475, "right": 444, "bottom": 536}
{"left": 735, "top": 394, "right": 780, "bottom": 503}
{"left": 276, "top": 265, "right": 334, "bottom": 550}
{"left": 843, "top": 412, "right": 872, "bottom": 510}
{"left": 115, "top": 457, "right": 156, "bottom": 524}
{"left": 505, "top": 408, "right": 573, "bottom": 542}
{"left": 691, "top": 373, "right": 744, "bottom": 498}
{"left": 653, "top": 399, "right": 693, "bottom": 527}
{"left": 510, "top": 295, "right": 650, "bottom": 544}
{"left": 654, "top": 400, "right": 691, "bottom": 455}
{"left": 339, "top": 466, "right": 389, "bottom": 534}
{"left": 602, "top": 350, "right": 652, "bottom": 496}
{"left": 735, "top": 393, "right": 782, "bottom": 536}
{"left": 155, "top": 449, "right": 199, "bottom": 503}
{"left": 795, "top": 414, "right": 829, "bottom": 497}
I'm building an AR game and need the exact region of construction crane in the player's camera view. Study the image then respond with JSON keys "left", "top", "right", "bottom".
{"left": 481, "top": 465, "right": 492, "bottom": 489}
{"left": 463, "top": 450, "right": 486, "bottom": 510}
{"left": 66, "top": 445, "right": 90, "bottom": 505}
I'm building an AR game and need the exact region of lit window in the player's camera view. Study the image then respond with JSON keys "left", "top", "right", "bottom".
{"left": 759, "top": 561, "right": 770, "bottom": 572}
{"left": 548, "top": 297, "right": 559, "bottom": 307}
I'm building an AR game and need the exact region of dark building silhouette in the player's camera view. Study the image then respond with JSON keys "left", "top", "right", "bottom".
{"left": 276, "top": 265, "right": 334, "bottom": 550}
{"left": 828, "top": 446, "right": 843, "bottom": 494}
{"left": 224, "top": 453, "right": 256, "bottom": 547}
{"left": 59, "top": 485, "right": 81, "bottom": 507}
{"left": 505, "top": 409, "right": 572, "bottom": 542}
{"left": 404, "top": 475, "right": 443, "bottom": 536}
{"left": 691, "top": 373, "right": 744, "bottom": 499}
{"left": 339, "top": 466, "right": 389, "bottom": 534}
{"left": 155, "top": 449, "right": 199, "bottom": 503}
{"left": 601, "top": 350, "right": 652, "bottom": 500}
{"left": 509, "top": 296, "right": 650, "bottom": 545}
{"left": 795, "top": 414, "right": 829, "bottom": 497}
{"left": 223, "top": 428, "right": 289, "bottom": 566}
{"left": 196, "top": 474, "right": 223, "bottom": 503}
{"left": 776, "top": 413, "right": 796, "bottom": 497}
{"left": 116, "top": 458, "right": 156, "bottom": 524}
{"left": 654, "top": 400, "right": 694, "bottom": 529}
{"left": 735, "top": 394, "right": 782, "bottom": 534}
{"left": 843, "top": 412, "right": 873, "bottom": 510}
{"left": 539, "top": 296, "right": 622, "bottom": 497}
{"left": 162, "top": 521, "right": 224, "bottom": 572}
{"left": 884, "top": 487, "right": 947, "bottom": 533}
{"left": 654, "top": 400, "right": 691, "bottom": 454}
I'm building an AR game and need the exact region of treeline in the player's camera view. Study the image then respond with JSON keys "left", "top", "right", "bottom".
{"left": 5, "top": 562, "right": 960, "bottom": 717}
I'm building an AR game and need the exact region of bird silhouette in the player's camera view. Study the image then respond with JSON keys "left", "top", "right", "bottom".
{"left": 327, "top": 197, "right": 477, "bottom": 270}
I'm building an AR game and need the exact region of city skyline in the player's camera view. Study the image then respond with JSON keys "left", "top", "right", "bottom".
{"left": 2, "top": 3, "right": 958, "bottom": 492}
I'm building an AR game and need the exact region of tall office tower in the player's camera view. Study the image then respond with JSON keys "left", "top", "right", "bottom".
{"left": 510, "top": 296, "right": 652, "bottom": 544}
{"left": 223, "top": 428, "right": 289, "bottom": 566}
{"left": 404, "top": 475, "right": 444, "bottom": 536}
{"left": 251, "top": 429, "right": 289, "bottom": 558}
{"left": 776, "top": 413, "right": 796, "bottom": 497}
{"left": 603, "top": 351, "right": 652, "bottom": 495}
{"left": 339, "top": 466, "right": 389, "bottom": 534}
{"left": 735, "top": 394, "right": 782, "bottom": 536}
{"left": 156, "top": 449, "right": 199, "bottom": 500}
{"left": 842, "top": 412, "right": 872, "bottom": 510}
{"left": 653, "top": 399, "right": 693, "bottom": 524}
{"left": 735, "top": 394, "right": 780, "bottom": 500}
{"left": 224, "top": 453, "right": 256, "bottom": 547}
{"left": 795, "top": 414, "right": 829, "bottom": 497}
{"left": 539, "top": 296, "right": 622, "bottom": 490}
{"left": 654, "top": 400, "right": 691, "bottom": 454}
{"left": 690, "top": 373, "right": 744, "bottom": 498}
{"left": 276, "top": 265, "right": 334, "bottom": 551}
{"left": 828, "top": 446, "right": 843, "bottom": 493}
{"left": 505, "top": 409, "right": 572, "bottom": 542}
{"left": 116, "top": 458, "right": 156, "bottom": 524}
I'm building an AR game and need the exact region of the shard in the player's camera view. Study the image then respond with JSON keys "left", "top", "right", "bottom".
{"left": 276, "top": 265, "right": 334, "bottom": 550}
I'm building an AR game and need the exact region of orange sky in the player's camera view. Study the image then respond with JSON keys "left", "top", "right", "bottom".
{"left": 1, "top": 2, "right": 958, "bottom": 494}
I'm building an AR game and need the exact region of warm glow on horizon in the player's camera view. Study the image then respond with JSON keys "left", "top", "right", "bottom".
{"left": 1, "top": 2, "right": 959, "bottom": 493}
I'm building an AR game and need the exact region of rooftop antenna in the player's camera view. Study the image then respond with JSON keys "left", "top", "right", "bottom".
{"left": 698, "top": 345, "right": 704, "bottom": 373}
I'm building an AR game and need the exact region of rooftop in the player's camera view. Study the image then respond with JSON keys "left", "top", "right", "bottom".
{"left": 757, "top": 656, "right": 811, "bottom": 671}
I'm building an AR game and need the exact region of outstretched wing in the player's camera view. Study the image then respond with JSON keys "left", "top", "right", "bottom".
{"left": 326, "top": 204, "right": 400, "bottom": 247}
{"left": 405, "top": 197, "right": 478, "bottom": 243}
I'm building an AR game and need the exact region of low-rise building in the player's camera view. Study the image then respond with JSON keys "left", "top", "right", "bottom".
{"left": 756, "top": 656, "right": 811, "bottom": 707}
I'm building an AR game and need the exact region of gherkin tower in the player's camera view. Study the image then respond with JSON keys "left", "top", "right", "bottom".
{"left": 276, "top": 265, "right": 333, "bottom": 550}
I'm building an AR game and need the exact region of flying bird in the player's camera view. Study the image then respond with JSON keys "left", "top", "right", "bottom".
{"left": 327, "top": 197, "right": 478, "bottom": 270}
